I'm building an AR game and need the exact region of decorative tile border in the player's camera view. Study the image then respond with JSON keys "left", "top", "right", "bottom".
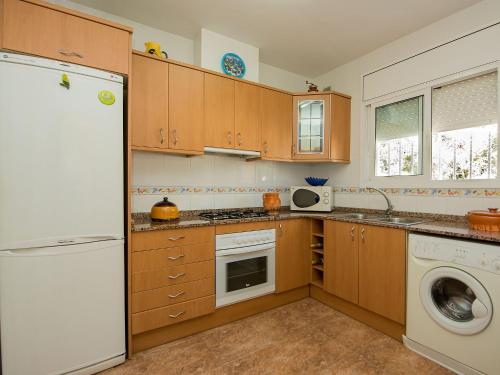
{"left": 132, "top": 185, "right": 500, "bottom": 198}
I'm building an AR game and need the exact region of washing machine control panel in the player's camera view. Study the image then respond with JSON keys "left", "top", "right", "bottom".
{"left": 409, "top": 234, "right": 500, "bottom": 275}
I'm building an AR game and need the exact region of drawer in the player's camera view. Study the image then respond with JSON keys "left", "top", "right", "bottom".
{"left": 132, "top": 260, "right": 214, "bottom": 292}
{"left": 132, "top": 295, "right": 215, "bottom": 334}
{"left": 132, "top": 277, "right": 214, "bottom": 313}
{"left": 132, "top": 242, "right": 214, "bottom": 272}
{"left": 132, "top": 226, "right": 214, "bottom": 252}
{"left": 2, "top": 0, "right": 130, "bottom": 74}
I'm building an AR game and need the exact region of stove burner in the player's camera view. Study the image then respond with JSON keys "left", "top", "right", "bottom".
{"left": 199, "top": 210, "right": 270, "bottom": 221}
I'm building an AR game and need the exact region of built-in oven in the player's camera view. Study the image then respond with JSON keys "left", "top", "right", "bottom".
{"left": 215, "top": 229, "right": 275, "bottom": 308}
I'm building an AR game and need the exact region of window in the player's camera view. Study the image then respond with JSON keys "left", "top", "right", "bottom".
{"left": 432, "top": 72, "right": 498, "bottom": 180}
{"left": 375, "top": 96, "right": 423, "bottom": 176}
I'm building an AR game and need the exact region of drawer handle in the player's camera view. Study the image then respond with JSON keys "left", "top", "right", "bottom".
{"left": 168, "top": 272, "right": 185, "bottom": 279}
{"left": 168, "top": 236, "right": 185, "bottom": 241}
{"left": 169, "top": 310, "right": 186, "bottom": 319}
{"left": 167, "top": 254, "right": 185, "bottom": 260}
{"left": 168, "top": 291, "right": 185, "bottom": 298}
{"left": 58, "top": 50, "right": 84, "bottom": 58}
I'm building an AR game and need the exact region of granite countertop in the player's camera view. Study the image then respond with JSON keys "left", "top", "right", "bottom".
{"left": 131, "top": 208, "right": 500, "bottom": 243}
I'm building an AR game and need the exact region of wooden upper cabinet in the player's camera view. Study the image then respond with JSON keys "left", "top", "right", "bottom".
{"left": 330, "top": 94, "right": 351, "bottom": 162}
{"left": 234, "top": 81, "right": 261, "bottom": 151}
{"left": 275, "top": 219, "right": 310, "bottom": 293}
{"left": 204, "top": 74, "right": 235, "bottom": 149}
{"left": 1, "top": 0, "right": 131, "bottom": 74}
{"left": 358, "top": 225, "right": 406, "bottom": 324}
{"left": 324, "top": 221, "right": 359, "bottom": 304}
{"left": 168, "top": 64, "right": 204, "bottom": 152}
{"left": 261, "top": 88, "right": 292, "bottom": 160}
{"left": 292, "top": 94, "right": 331, "bottom": 160}
{"left": 131, "top": 53, "right": 168, "bottom": 149}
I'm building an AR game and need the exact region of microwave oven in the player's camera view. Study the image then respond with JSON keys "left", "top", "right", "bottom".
{"left": 290, "top": 186, "right": 334, "bottom": 212}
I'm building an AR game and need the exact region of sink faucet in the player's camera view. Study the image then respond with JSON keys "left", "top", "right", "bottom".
{"left": 367, "top": 187, "right": 394, "bottom": 216}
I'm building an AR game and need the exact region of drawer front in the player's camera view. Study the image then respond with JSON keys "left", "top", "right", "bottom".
{"left": 132, "top": 260, "right": 214, "bottom": 292}
{"left": 132, "top": 242, "right": 214, "bottom": 272}
{"left": 132, "top": 226, "right": 214, "bottom": 251}
{"left": 132, "top": 277, "right": 214, "bottom": 313}
{"left": 132, "top": 295, "right": 215, "bottom": 334}
{"left": 3, "top": 0, "right": 130, "bottom": 74}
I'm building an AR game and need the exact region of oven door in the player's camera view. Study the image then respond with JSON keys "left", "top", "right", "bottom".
{"left": 216, "top": 243, "right": 275, "bottom": 308}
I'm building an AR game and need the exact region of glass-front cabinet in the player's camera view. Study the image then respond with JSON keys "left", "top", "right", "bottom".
{"left": 293, "top": 94, "right": 331, "bottom": 160}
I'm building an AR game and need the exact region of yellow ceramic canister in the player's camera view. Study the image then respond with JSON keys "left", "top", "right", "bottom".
{"left": 150, "top": 197, "right": 180, "bottom": 221}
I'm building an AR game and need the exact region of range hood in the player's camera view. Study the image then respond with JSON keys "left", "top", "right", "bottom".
{"left": 204, "top": 147, "right": 261, "bottom": 158}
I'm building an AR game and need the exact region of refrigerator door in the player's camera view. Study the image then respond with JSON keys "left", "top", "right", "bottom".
{"left": 0, "top": 53, "right": 124, "bottom": 249}
{"left": 0, "top": 239, "right": 126, "bottom": 375}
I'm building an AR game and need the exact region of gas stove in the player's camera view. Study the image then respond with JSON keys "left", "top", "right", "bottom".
{"left": 198, "top": 210, "right": 270, "bottom": 221}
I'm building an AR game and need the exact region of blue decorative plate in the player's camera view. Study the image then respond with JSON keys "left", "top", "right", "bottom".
{"left": 221, "top": 53, "right": 246, "bottom": 78}
{"left": 305, "top": 177, "right": 329, "bottom": 186}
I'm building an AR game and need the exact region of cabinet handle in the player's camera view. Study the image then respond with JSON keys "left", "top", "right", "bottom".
{"left": 292, "top": 144, "right": 296, "bottom": 155}
{"left": 361, "top": 227, "right": 365, "bottom": 242}
{"left": 169, "top": 310, "right": 186, "bottom": 318}
{"left": 350, "top": 226, "right": 355, "bottom": 241}
{"left": 279, "top": 223, "right": 283, "bottom": 235}
{"left": 167, "top": 254, "right": 185, "bottom": 260}
{"left": 168, "top": 291, "right": 185, "bottom": 298}
{"left": 58, "top": 50, "right": 84, "bottom": 58}
{"left": 227, "top": 131, "right": 232, "bottom": 145}
{"left": 160, "top": 128, "right": 165, "bottom": 144}
{"left": 263, "top": 142, "right": 269, "bottom": 154}
{"left": 172, "top": 129, "right": 178, "bottom": 145}
{"left": 168, "top": 272, "right": 185, "bottom": 279}
{"left": 237, "top": 132, "right": 242, "bottom": 146}
{"left": 168, "top": 235, "right": 185, "bottom": 241}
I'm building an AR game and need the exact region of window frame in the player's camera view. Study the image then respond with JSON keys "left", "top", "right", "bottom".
{"left": 363, "top": 62, "right": 500, "bottom": 189}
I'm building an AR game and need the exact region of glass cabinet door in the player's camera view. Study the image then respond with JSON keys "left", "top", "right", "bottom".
{"left": 293, "top": 95, "right": 330, "bottom": 159}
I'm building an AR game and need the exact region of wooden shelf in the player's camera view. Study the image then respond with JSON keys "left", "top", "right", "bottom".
{"left": 312, "top": 264, "right": 324, "bottom": 272}
{"left": 312, "top": 233, "right": 324, "bottom": 238}
{"left": 311, "top": 280, "right": 323, "bottom": 288}
{"left": 312, "top": 249, "right": 324, "bottom": 255}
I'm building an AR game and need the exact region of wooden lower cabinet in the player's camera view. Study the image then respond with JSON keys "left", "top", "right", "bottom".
{"left": 275, "top": 219, "right": 310, "bottom": 292}
{"left": 324, "top": 221, "right": 358, "bottom": 304}
{"left": 358, "top": 225, "right": 406, "bottom": 324}
{"left": 324, "top": 221, "right": 406, "bottom": 324}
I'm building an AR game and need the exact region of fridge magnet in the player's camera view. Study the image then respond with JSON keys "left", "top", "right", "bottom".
{"left": 60, "top": 73, "right": 70, "bottom": 89}
{"left": 98, "top": 90, "right": 116, "bottom": 105}
{"left": 221, "top": 52, "right": 246, "bottom": 78}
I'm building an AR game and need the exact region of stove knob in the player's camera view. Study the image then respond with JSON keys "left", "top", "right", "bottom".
{"left": 492, "top": 260, "right": 500, "bottom": 272}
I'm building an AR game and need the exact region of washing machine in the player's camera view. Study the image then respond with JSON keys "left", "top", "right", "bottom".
{"left": 406, "top": 233, "right": 500, "bottom": 375}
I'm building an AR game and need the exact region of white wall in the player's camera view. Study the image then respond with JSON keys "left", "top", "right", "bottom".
{"left": 312, "top": 0, "right": 500, "bottom": 215}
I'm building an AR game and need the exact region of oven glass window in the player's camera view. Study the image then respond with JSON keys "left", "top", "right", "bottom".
{"left": 226, "top": 256, "right": 267, "bottom": 292}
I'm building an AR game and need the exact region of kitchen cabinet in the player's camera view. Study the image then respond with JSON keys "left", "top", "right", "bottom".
{"left": 275, "top": 219, "right": 310, "bottom": 293}
{"left": 169, "top": 64, "right": 205, "bottom": 152}
{"left": 234, "top": 81, "right": 261, "bottom": 151}
{"left": 292, "top": 94, "right": 331, "bottom": 160}
{"left": 324, "top": 221, "right": 358, "bottom": 304}
{"left": 358, "top": 225, "right": 406, "bottom": 324}
{"left": 204, "top": 73, "right": 235, "bottom": 149}
{"left": 324, "top": 221, "right": 405, "bottom": 324}
{"left": 1, "top": 0, "right": 131, "bottom": 74}
{"left": 261, "top": 88, "right": 293, "bottom": 160}
{"left": 330, "top": 94, "right": 351, "bottom": 162}
{"left": 131, "top": 53, "right": 169, "bottom": 149}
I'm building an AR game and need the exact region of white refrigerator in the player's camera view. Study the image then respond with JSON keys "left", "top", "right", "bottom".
{"left": 0, "top": 53, "right": 126, "bottom": 374}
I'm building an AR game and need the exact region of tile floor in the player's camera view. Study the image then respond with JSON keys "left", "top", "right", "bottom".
{"left": 105, "top": 298, "right": 451, "bottom": 374}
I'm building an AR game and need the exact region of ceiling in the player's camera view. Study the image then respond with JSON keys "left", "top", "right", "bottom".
{"left": 72, "top": 0, "right": 482, "bottom": 77}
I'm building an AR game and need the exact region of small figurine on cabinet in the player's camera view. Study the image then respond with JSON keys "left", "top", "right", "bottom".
{"left": 306, "top": 80, "right": 319, "bottom": 92}
{"left": 144, "top": 41, "right": 168, "bottom": 59}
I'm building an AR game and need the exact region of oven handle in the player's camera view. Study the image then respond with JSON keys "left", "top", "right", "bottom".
{"left": 216, "top": 244, "right": 275, "bottom": 257}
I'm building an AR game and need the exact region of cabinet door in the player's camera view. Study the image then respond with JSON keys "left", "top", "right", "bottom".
{"left": 204, "top": 74, "right": 235, "bottom": 149}
{"left": 234, "top": 81, "right": 261, "bottom": 151}
{"left": 324, "top": 221, "right": 358, "bottom": 304}
{"left": 292, "top": 95, "right": 331, "bottom": 160}
{"left": 169, "top": 64, "right": 204, "bottom": 152}
{"left": 2, "top": 0, "right": 129, "bottom": 74}
{"left": 330, "top": 94, "right": 351, "bottom": 162}
{"left": 275, "top": 219, "right": 310, "bottom": 293}
{"left": 131, "top": 54, "right": 168, "bottom": 149}
{"left": 261, "top": 89, "right": 292, "bottom": 160}
{"left": 358, "top": 225, "right": 406, "bottom": 324}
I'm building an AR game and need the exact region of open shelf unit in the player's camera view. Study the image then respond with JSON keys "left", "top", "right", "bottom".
{"left": 310, "top": 219, "right": 324, "bottom": 288}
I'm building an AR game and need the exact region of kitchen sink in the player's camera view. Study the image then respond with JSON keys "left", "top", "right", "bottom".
{"left": 366, "top": 216, "right": 428, "bottom": 226}
{"left": 337, "top": 213, "right": 374, "bottom": 220}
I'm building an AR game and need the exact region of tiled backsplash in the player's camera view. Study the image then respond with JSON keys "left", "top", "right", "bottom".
{"left": 131, "top": 152, "right": 309, "bottom": 212}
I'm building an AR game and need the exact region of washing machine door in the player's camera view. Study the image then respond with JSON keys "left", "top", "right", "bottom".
{"left": 420, "top": 267, "right": 492, "bottom": 335}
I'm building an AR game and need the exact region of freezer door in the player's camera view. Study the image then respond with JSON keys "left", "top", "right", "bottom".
{"left": 0, "top": 240, "right": 125, "bottom": 375}
{"left": 0, "top": 56, "right": 124, "bottom": 248}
